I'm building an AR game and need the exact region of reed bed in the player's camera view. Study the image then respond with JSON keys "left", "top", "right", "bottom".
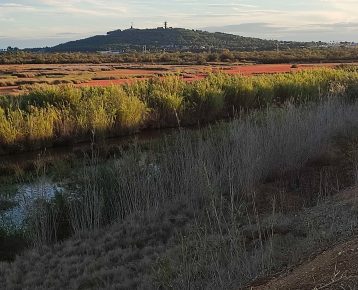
{"left": 0, "top": 68, "right": 358, "bottom": 153}
{"left": 1, "top": 97, "right": 358, "bottom": 289}
{"left": 1, "top": 68, "right": 358, "bottom": 288}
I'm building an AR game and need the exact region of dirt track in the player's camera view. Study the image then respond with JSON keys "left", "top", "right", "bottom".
{"left": 252, "top": 238, "right": 358, "bottom": 289}
{"left": 251, "top": 187, "right": 358, "bottom": 290}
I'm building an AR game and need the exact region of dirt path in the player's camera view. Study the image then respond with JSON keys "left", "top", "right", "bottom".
{"left": 252, "top": 188, "right": 358, "bottom": 290}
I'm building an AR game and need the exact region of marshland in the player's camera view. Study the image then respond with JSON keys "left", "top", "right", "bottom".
{"left": 1, "top": 65, "right": 358, "bottom": 288}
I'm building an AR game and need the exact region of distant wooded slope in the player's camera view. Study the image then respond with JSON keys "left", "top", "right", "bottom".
{"left": 48, "top": 27, "right": 312, "bottom": 52}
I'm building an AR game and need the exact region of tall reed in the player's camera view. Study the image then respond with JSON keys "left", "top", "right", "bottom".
{"left": 0, "top": 68, "right": 358, "bottom": 152}
{"left": 63, "top": 98, "right": 358, "bottom": 234}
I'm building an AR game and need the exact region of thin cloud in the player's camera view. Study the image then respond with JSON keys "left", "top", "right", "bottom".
{"left": 208, "top": 3, "right": 258, "bottom": 8}
{"left": 204, "top": 21, "right": 358, "bottom": 42}
{"left": 1, "top": 0, "right": 358, "bottom": 48}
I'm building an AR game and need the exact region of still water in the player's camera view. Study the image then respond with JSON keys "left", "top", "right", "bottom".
{"left": 0, "top": 179, "right": 63, "bottom": 230}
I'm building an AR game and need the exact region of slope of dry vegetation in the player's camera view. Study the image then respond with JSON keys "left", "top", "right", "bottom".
{"left": 1, "top": 68, "right": 358, "bottom": 154}
{"left": 1, "top": 98, "right": 358, "bottom": 289}
{"left": 254, "top": 231, "right": 358, "bottom": 289}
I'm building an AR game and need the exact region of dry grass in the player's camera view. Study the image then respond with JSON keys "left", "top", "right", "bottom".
{"left": 0, "top": 185, "right": 357, "bottom": 289}
{"left": 1, "top": 98, "right": 358, "bottom": 289}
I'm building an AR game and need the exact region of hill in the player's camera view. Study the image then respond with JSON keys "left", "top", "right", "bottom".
{"left": 48, "top": 27, "right": 311, "bottom": 53}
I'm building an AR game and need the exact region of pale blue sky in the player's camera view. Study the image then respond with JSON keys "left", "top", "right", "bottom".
{"left": 1, "top": 0, "right": 358, "bottom": 48}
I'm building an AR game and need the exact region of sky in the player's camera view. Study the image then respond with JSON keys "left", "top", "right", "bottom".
{"left": 1, "top": 0, "right": 358, "bottom": 48}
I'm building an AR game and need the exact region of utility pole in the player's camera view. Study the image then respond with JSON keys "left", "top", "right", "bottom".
{"left": 164, "top": 21, "right": 168, "bottom": 29}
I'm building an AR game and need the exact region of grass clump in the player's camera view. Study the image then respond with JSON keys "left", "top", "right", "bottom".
{"left": 0, "top": 108, "right": 19, "bottom": 144}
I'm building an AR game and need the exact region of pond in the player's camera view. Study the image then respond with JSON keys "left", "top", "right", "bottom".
{"left": 0, "top": 178, "right": 64, "bottom": 231}
{"left": 0, "top": 126, "right": 180, "bottom": 234}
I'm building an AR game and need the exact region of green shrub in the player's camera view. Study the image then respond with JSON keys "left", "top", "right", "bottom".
{"left": 186, "top": 79, "right": 225, "bottom": 122}
{"left": 26, "top": 106, "right": 59, "bottom": 143}
{"left": 224, "top": 76, "right": 256, "bottom": 110}
{"left": 116, "top": 94, "right": 148, "bottom": 130}
{"left": 0, "top": 68, "right": 358, "bottom": 152}
{"left": 145, "top": 76, "right": 185, "bottom": 125}
{"left": 0, "top": 108, "right": 20, "bottom": 144}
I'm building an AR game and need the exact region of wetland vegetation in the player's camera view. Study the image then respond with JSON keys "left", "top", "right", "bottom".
{"left": 1, "top": 67, "right": 358, "bottom": 289}
{"left": 1, "top": 68, "right": 358, "bottom": 154}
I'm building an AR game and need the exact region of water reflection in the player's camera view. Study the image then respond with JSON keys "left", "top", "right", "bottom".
{"left": 0, "top": 179, "right": 63, "bottom": 230}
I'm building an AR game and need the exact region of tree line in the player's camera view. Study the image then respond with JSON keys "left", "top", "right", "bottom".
{"left": 1, "top": 47, "right": 358, "bottom": 65}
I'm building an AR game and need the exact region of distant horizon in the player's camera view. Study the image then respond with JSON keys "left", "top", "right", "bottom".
{"left": 2, "top": 26, "right": 358, "bottom": 50}
{"left": 1, "top": 0, "right": 358, "bottom": 49}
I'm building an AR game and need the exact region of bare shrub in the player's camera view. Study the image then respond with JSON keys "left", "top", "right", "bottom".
{"left": 68, "top": 160, "right": 104, "bottom": 233}
{"left": 24, "top": 179, "right": 60, "bottom": 247}
{"left": 352, "top": 143, "right": 358, "bottom": 185}
{"left": 65, "top": 99, "right": 358, "bottom": 232}
{"left": 26, "top": 198, "right": 59, "bottom": 247}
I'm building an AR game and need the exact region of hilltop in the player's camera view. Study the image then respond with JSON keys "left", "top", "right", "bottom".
{"left": 48, "top": 27, "right": 312, "bottom": 53}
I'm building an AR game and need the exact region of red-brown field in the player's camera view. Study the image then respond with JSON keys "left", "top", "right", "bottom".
{"left": 77, "top": 63, "right": 340, "bottom": 88}
{"left": 0, "top": 62, "right": 347, "bottom": 95}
